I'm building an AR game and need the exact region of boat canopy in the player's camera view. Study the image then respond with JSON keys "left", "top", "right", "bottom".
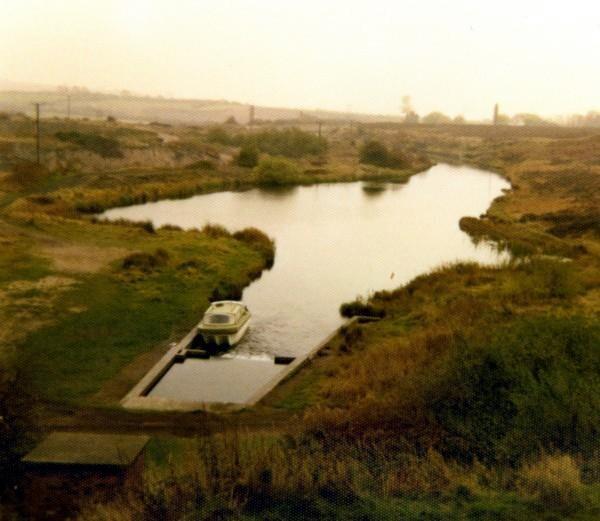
{"left": 207, "top": 313, "right": 233, "bottom": 324}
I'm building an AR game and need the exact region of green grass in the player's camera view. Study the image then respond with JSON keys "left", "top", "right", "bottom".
{"left": 19, "top": 233, "right": 269, "bottom": 404}
{"left": 267, "top": 364, "right": 324, "bottom": 411}
{"left": 0, "top": 249, "right": 51, "bottom": 284}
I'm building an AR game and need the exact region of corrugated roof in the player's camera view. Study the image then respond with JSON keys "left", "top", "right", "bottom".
{"left": 22, "top": 432, "right": 150, "bottom": 467}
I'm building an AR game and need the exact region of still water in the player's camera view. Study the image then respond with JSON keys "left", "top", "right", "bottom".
{"left": 104, "top": 164, "right": 509, "bottom": 403}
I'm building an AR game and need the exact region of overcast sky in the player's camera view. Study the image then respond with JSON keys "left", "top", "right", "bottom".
{"left": 1, "top": 0, "right": 599, "bottom": 118}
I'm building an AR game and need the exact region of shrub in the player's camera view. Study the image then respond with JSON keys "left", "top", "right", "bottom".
{"left": 517, "top": 454, "right": 583, "bottom": 507}
{"left": 233, "top": 227, "right": 275, "bottom": 267}
{"left": 339, "top": 297, "right": 385, "bottom": 318}
{"left": 232, "top": 227, "right": 271, "bottom": 246}
{"left": 9, "top": 161, "right": 48, "bottom": 186}
{"left": 140, "top": 221, "right": 156, "bottom": 234}
{"left": 121, "top": 249, "right": 170, "bottom": 272}
{"left": 428, "top": 315, "right": 600, "bottom": 463}
{"left": 186, "top": 159, "right": 214, "bottom": 170}
{"left": 159, "top": 224, "right": 183, "bottom": 232}
{"left": 236, "top": 145, "right": 259, "bottom": 168}
{"left": 211, "top": 281, "right": 243, "bottom": 301}
{"left": 207, "top": 127, "right": 327, "bottom": 158}
{"left": 520, "top": 257, "right": 580, "bottom": 299}
{"left": 359, "top": 140, "right": 409, "bottom": 168}
{"left": 248, "top": 128, "right": 327, "bottom": 158}
{"left": 55, "top": 131, "right": 123, "bottom": 158}
{"left": 206, "top": 126, "right": 235, "bottom": 145}
{"left": 254, "top": 157, "right": 301, "bottom": 187}
{"left": 201, "top": 223, "right": 230, "bottom": 238}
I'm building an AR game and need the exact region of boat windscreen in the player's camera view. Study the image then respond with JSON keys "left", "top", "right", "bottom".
{"left": 207, "top": 314, "right": 232, "bottom": 324}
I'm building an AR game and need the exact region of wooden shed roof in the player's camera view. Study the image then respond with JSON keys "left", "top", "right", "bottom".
{"left": 22, "top": 432, "right": 150, "bottom": 467}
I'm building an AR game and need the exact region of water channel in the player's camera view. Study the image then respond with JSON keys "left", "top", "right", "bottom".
{"left": 104, "top": 164, "right": 510, "bottom": 404}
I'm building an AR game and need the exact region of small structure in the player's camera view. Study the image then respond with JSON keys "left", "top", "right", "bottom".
{"left": 22, "top": 432, "right": 149, "bottom": 520}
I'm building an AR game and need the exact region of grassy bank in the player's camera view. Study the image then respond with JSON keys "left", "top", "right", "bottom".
{"left": 15, "top": 220, "right": 274, "bottom": 405}
{"left": 79, "top": 433, "right": 600, "bottom": 521}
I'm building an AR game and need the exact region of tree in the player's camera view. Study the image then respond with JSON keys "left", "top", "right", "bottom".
{"left": 359, "top": 140, "right": 389, "bottom": 166}
{"left": 404, "top": 111, "right": 420, "bottom": 124}
{"left": 237, "top": 145, "right": 259, "bottom": 168}
{"left": 422, "top": 112, "right": 451, "bottom": 125}
{"left": 513, "top": 113, "right": 552, "bottom": 126}
{"left": 359, "top": 140, "right": 409, "bottom": 169}
{"left": 255, "top": 157, "right": 300, "bottom": 186}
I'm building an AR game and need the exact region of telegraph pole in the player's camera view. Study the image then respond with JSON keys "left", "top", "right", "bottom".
{"left": 33, "top": 102, "right": 42, "bottom": 165}
{"left": 67, "top": 94, "right": 71, "bottom": 120}
{"left": 248, "top": 105, "right": 255, "bottom": 128}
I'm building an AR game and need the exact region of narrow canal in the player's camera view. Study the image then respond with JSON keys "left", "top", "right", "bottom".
{"left": 104, "top": 164, "right": 510, "bottom": 404}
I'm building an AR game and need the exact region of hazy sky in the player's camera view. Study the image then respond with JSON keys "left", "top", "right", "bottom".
{"left": 1, "top": 0, "right": 599, "bottom": 118}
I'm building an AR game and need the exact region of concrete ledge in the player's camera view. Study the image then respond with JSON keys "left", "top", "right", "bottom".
{"left": 121, "top": 315, "right": 380, "bottom": 412}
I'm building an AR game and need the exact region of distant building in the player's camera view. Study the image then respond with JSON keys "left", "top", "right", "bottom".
{"left": 22, "top": 432, "right": 149, "bottom": 520}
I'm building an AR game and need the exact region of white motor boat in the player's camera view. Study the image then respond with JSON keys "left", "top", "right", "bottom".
{"left": 197, "top": 301, "right": 251, "bottom": 347}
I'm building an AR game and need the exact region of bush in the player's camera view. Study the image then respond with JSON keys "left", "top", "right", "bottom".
{"left": 517, "top": 454, "right": 583, "bottom": 507}
{"left": 359, "top": 140, "right": 409, "bottom": 168}
{"left": 248, "top": 128, "right": 327, "bottom": 158}
{"left": 428, "top": 315, "right": 600, "bottom": 463}
{"left": 159, "top": 224, "right": 183, "bottom": 232}
{"left": 254, "top": 157, "right": 301, "bottom": 187}
{"left": 121, "top": 249, "right": 170, "bottom": 272}
{"left": 140, "top": 221, "right": 156, "bottom": 234}
{"left": 519, "top": 257, "right": 580, "bottom": 299}
{"left": 201, "top": 223, "right": 230, "bottom": 238}
{"left": 211, "top": 281, "right": 243, "bottom": 301}
{"left": 236, "top": 145, "right": 259, "bottom": 168}
{"left": 186, "top": 159, "right": 214, "bottom": 170}
{"left": 207, "top": 127, "right": 327, "bottom": 158}
{"left": 233, "top": 227, "right": 275, "bottom": 267}
{"left": 9, "top": 161, "right": 48, "bottom": 186}
{"left": 340, "top": 297, "right": 385, "bottom": 318}
{"left": 55, "top": 131, "right": 123, "bottom": 158}
{"left": 206, "top": 126, "right": 235, "bottom": 145}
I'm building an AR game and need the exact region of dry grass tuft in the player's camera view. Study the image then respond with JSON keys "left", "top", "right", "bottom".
{"left": 517, "top": 454, "right": 583, "bottom": 507}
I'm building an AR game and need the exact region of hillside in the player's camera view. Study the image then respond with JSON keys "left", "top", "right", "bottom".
{"left": 0, "top": 89, "right": 404, "bottom": 126}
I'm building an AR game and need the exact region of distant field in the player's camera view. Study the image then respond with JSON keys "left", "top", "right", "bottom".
{"left": 0, "top": 89, "right": 403, "bottom": 125}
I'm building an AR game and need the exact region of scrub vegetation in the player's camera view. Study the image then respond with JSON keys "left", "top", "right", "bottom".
{"left": 0, "top": 113, "right": 599, "bottom": 519}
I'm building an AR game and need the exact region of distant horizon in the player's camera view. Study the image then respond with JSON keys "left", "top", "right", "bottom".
{"left": 2, "top": 78, "right": 599, "bottom": 125}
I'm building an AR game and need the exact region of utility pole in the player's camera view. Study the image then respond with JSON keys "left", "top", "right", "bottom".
{"left": 33, "top": 102, "right": 42, "bottom": 165}
{"left": 493, "top": 103, "right": 499, "bottom": 126}
{"left": 67, "top": 94, "right": 71, "bottom": 120}
{"left": 249, "top": 105, "right": 255, "bottom": 128}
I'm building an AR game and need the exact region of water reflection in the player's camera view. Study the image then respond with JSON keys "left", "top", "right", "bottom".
{"left": 104, "top": 164, "right": 509, "bottom": 364}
